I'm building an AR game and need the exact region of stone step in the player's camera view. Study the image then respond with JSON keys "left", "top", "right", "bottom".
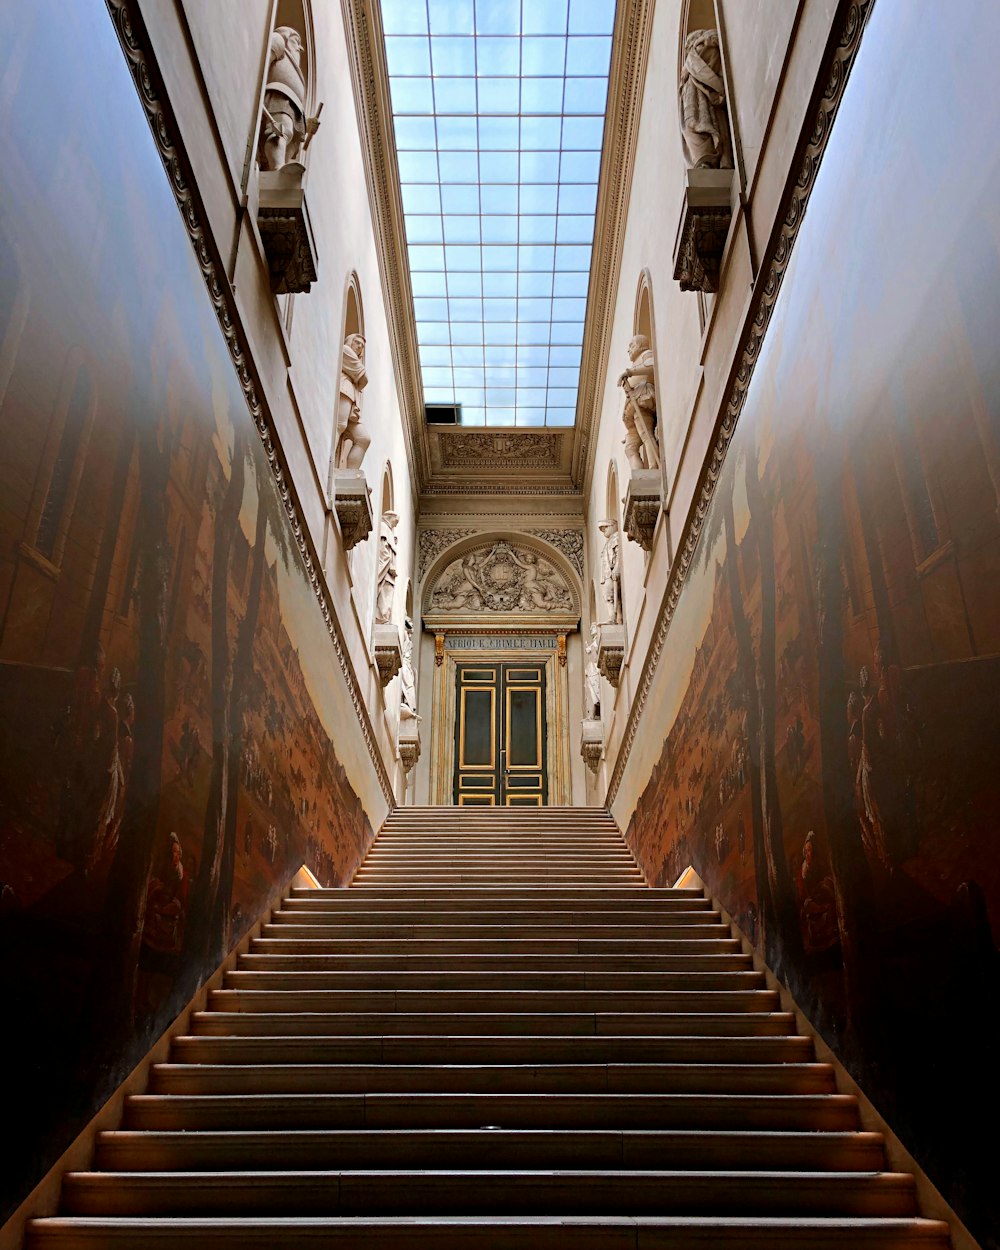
{"left": 94, "top": 1127, "right": 884, "bottom": 1173}
{"left": 205, "top": 987, "right": 781, "bottom": 1015}
{"left": 282, "top": 893, "right": 697, "bottom": 910}
{"left": 249, "top": 938, "right": 744, "bottom": 956}
{"left": 59, "top": 1169, "right": 916, "bottom": 1218}
{"left": 190, "top": 1010, "right": 798, "bottom": 1038}
{"left": 27, "top": 1215, "right": 951, "bottom": 1250}
{"left": 146, "top": 1062, "right": 836, "bottom": 1096}
{"left": 237, "top": 952, "right": 752, "bottom": 971}
{"left": 261, "top": 923, "right": 731, "bottom": 941}
{"left": 221, "top": 970, "right": 766, "bottom": 992}
{"left": 267, "top": 909, "right": 712, "bottom": 927}
{"left": 168, "top": 1034, "right": 814, "bottom": 1066}
{"left": 121, "top": 1091, "right": 860, "bottom": 1132}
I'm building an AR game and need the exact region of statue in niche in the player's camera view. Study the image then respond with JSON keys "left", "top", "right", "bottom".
{"left": 679, "top": 29, "right": 733, "bottom": 171}
{"left": 336, "top": 334, "right": 371, "bottom": 470}
{"left": 375, "top": 511, "right": 399, "bottom": 624}
{"left": 258, "top": 26, "right": 321, "bottom": 171}
{"left": 618, "top": 334, "right": 659, "bottom": 471}
{"left": 429, "top": 542, "right": 572, "bottom": 614}
{"left": 399, "top": 617, "right": 420, "bottom": 723}
{"left": 584, "top": 623, "right": 602, "bottom": 720}
{"left": 598, "top": 518, "right": 622, "bottom": 625}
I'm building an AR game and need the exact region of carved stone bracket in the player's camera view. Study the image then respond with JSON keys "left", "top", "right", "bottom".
{"left": 398, "top": 728, "right": 421, "bottom": 774}
{"left": 581, "top": 718, "right": 604, "bottom": 775}
{"left": 331, "top": 470, "right": 373, "bottom": 550}
{"left": 623, "top": 469, "right": 662, "bottom": 551}
{"left": 596, "top": 622, "right": 626, "bottom": 689}
{"left": 373, "top": 622, "right": 403, "bottom": 688}
{"left": 673, "top": 168, "right": 734, "bottom": 294}
{"left": 257, "top": 167, "right": 318, "bottom": 295}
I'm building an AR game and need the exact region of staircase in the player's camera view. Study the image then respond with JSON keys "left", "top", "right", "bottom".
{"left": 28, "top": 805, "right": 950, "bottom": 1248}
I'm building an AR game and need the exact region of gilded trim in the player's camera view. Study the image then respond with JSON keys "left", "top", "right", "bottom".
{"left": 607, "top": 0, "right": 877, "bottom": 805}
{"left": 104, "top": 0, "right": 395, "bottom": 804}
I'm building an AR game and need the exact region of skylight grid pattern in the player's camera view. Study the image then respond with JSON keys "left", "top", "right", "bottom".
{"left": 381, "top": 0, "right": 616, "bottom": 427}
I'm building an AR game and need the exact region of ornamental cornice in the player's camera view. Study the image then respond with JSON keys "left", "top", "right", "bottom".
{"left": 606, "top": 0, "right": 877, "bottom": 806}
{"left": 104, "top": 0, "right": 394, "bottom": 803}
{"left": 572, "top": 0, "right": 656, "bottom": 488}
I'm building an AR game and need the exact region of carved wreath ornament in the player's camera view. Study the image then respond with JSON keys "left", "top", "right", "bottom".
{"left": 429, "top": 541, "right": 573, "bottom": 614}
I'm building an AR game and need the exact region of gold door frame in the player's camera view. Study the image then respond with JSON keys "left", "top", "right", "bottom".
{"left": 430, "top": 635, "right": 571, "bottom": 806}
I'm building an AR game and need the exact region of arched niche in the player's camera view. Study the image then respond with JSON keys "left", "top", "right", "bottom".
{"left": 678, "top": 0, "right": 720, "bottom": 77}
{"left": 343, "top": 271, "right": 364, "bottom": 342}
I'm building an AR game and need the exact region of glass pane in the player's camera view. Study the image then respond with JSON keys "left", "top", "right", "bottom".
{"left": 476, "top": 36, "right": 520, "bottom": 74}
{"left": 463, "top": 688, "right": 494, "bottom": 766}
{"left": 508, "top": 689, "right": 540, "bottom": 766}
{"left": 385, "top": 36, "right": 431, "bottom": 75}
{"left": 432, "top": 36, "right": 476, "bottom": 74}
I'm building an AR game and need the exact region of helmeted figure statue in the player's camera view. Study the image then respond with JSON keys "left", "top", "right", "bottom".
{"left": 336, "top": 334, "right": 371, "bottom": 470}
{"left": 678, "top": 29, "right": 733, "bottom": 170}
{"left": 617, "top": 334, "right": 659, "bottom": 471}
{"left": 375, "top": 511, "right": 399, "bottom": 624}
{"left": 259, "top": 25, "right": 321, "bottom": 171}
{"left": 584, "top": 623, "right": 602, "bottom": 720}
{"left": 598, "top": 518, "right": 622, "bottom": 625}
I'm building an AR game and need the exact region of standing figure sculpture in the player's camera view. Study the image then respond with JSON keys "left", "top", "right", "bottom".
{"left": 598, "top": 518, "right": 622, "bottom": 625}
{"left": 584, "top": 623, "right": 602, "bottom": 720}
{"left": 400, "top": 617, "right": 420, "bottom": 723}
{"left": 678, "top": 29, "right": 733, "bottom": 170}
{"left": 375, "top": 511, "right": 399, "bottom": 624}
{"left": 336, "top": 334, "right": 371, "bottom": 470}
{"left": 618, "top": 334, "right": 659, "bottom": 471}
{"left": 258, "top": 26, "right": 321, "bottom": 171}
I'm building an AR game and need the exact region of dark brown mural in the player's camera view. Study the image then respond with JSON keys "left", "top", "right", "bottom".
{"left": 0, "top": 1, "right": 372, "bottom": 1221}
{"left": 625, "top": 6, "right": 1000, "bottom": 1246}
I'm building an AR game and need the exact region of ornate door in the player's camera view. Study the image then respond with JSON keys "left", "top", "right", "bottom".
{"left": 453, "top": 662, "right": 547, "bottom": 805}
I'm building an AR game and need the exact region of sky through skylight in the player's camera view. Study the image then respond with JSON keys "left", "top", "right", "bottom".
{"left": 380, "top": 0, "right": 617, "bottom": 427}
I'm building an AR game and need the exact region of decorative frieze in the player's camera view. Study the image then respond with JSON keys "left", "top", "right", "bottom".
{"left": 596, "top": 622, "right": 626, "bottom": 689}
{"left": 622, "top": 469, "right": 662, "bottom": 551}
{"left": 439, "top": 430, "right": 561, "bottom": 469}
{"left": 330, "top": 470, "right": 373, "bottom": 550}
{"left": 672, "top": 168, "right": 734, "bottom": 294}
{"left": 526, "top": 529, "right": 584, "bottom": 579}
{"left": 417, "top": 528, "right": 477, "bottom": 579}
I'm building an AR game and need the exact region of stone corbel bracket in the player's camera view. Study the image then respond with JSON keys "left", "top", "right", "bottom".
{"left": 257, "top": 166, "right": 318, "bottom": 295}
{"left": 373, "top": 622, "right": 403, "bottom": 688}
{"left": 623, "top": 468, "right": 662, "bottom": 551}
{"left": 580, "top": 717, "right": 604, "bottom": 775}
{"left": 596, "top": 622, "right": 626, "bottom": 689}
{"left": 673, "top": 168, "right": 734, "bottom": 294}
{"left": 331, "top": 470, "right": 374, "bottom": 550}
{"left": 398, "top": 728, "right": 421, "bottom": 774}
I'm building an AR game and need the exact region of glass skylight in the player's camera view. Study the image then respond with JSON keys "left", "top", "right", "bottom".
{"left": 380, "top": 0, "right": 616, "bottom": 427}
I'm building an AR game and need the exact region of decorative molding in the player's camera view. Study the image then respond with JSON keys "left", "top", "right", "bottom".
{"left": 672, "top": 169, "right": 735, "bottom": 294}
{"left": 420, "top": 483, "right": 582, "bottom": 496}
{"left": 573, "top": 0, "right": 656, "bottom": 487}
{"left": 417, "top": 528, "right": 477, "bottom": 580}
{"left": 607, "top": 0, "right": 877, "bottom": 805}
{"left": 257, "top": 170, "right": 318, "bottom": 294}
{"left": 331, "top": 470, "right": 374, "bottom": 550}
{"left": 439, "top": 430, "right": 561, "bottom": 469}
{"left": 526, "top": 529, "right": 585, "bottom": 578}
{"left": 104, "top": 0, "right": 394, "bottom": 803}
{"left": 339, "top": 0, "right": 429, "bottom": 490}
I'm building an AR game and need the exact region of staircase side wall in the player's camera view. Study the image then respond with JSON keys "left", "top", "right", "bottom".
{"left": 611, "top": 4, "right": 1000, "bottom": 1247}
{"left": 0, "top": 0, "right": 385, "bottom": 1224}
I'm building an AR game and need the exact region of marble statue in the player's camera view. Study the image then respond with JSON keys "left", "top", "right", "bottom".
{"left": 584, "top": 623, "right": 601, "bottom": 720}
{"left": 399, "top": 617, "right": 420, "bottom": 723}
{"left": 428, "top": 541, "right": 573, "bottom": 614}
{"left": 258, "top": 26, "right": 321, "bottom": 171}
{"left": 617, "top": 334, "right": 659, "bottom": 471}
{"left": 375, "top": 510, "right": 399, "bottom": 624}
{"left": 678, "top": 29, "right": 733, "bottom": 171}
{"left": 336, "top": 334, "right": 371, "bottom": 470}
{"left": 598, "top": 518, "right": 622, "bottom": 625}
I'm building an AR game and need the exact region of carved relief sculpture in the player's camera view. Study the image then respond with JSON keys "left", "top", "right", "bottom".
{"left": 258, "top": 26, "right": 321, "bottom": 172}
{"left": 618, "top": 335, "right": 659, "bottom": 471}
{"left": 417, "top": 529, "right": 478, "bottom": 579}
{"left": 336, "top": 334, "right": 371, "bottom": 470}
{"left": 429, "top": 541, "right": 573, "bottom": 615}
{"left": 584, "top": 622, "right": 602, "bottom": 720}
{"left": 678, "top": 30, "right": 733, "bottom": 171}
{"left": 399, "top": 617, "right": 420, "bottom": 724}
{"left": 598, "top": 519, "right": 622, "bottom": 625}
{"left": 375, "top": 510, "right": 399, "bottom": 624}
{"left": 527, "top": 529, "right": 585, "bottom": 579}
